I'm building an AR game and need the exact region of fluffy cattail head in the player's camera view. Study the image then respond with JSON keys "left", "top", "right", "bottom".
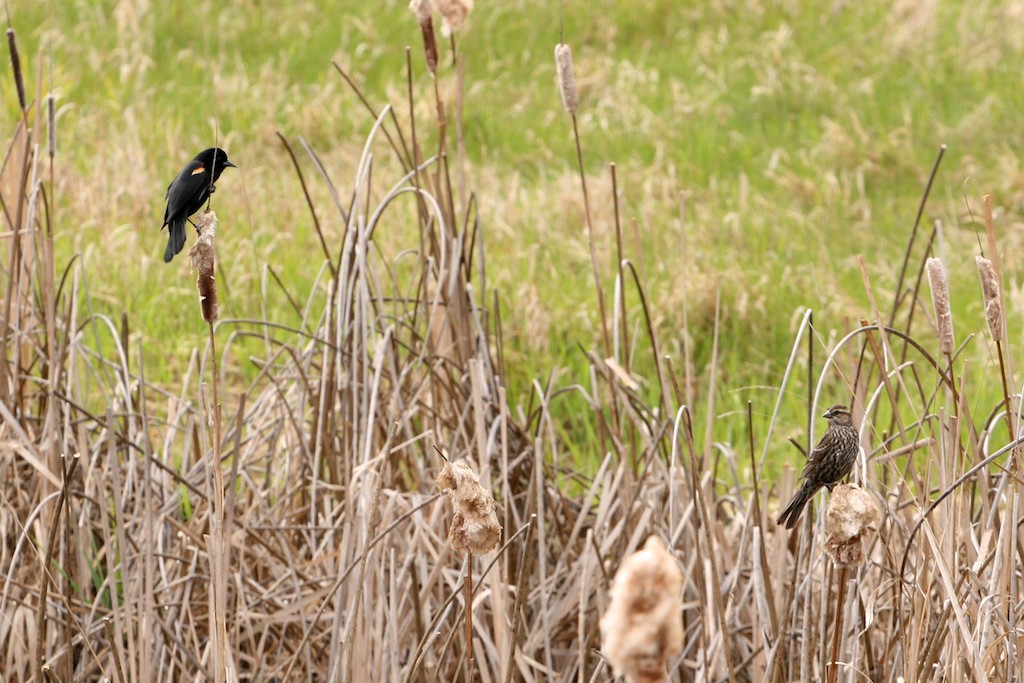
{"left": 823, "top": 484, "right": 880, "bottom": 568}
{"left": 600, "top": 536, "right": 684, "bottom": 683}
{"left": 436, "top": 460, "right": 502, "bottom": 554}
{"left": 189, "top": 211, "right": 219, "bottom": 324}
{"left": 925, "top": 257, "right": 954, "bottom": 355}
{"left": 976, "top": 255, "right": 1003, "bottom": 341}
{"left": 554, "top": 43, "right": 578, "bottom": 115}
{"left": 409, "top": 0, "right": 439, "bottom": 73}
{"left": 434, "top": 0, "right": 473, "bottom": 34}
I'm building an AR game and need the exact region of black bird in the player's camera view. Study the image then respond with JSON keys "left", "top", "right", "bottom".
{"left": 161, "top": 148, "right": 236, "bottom": 263}
{"left": 776, "top": 404, "right": 860, "bottom": 529}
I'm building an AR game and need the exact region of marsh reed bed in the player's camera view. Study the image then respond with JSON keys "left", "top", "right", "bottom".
{"left": 2, "top": 7, "right": 1024, "bottom": 682}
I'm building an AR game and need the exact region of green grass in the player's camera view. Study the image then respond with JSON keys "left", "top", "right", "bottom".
{"left": 11, "top": 0, "right": 1024, "bottom": 449}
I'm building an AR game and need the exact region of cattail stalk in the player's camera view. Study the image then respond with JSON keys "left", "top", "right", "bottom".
{"left": 555, "top": 40, "right": 613, "bottom": 401}
{"left": 822, "top": 484, "right": 879, "bottom": 683}
{"left": 190, "top": 210, "right": 229, "bottom": 680}
{"left": 437, "top": 460, "right": 502, "bottom": 681}
{"left": 978, "top": 253, "right": 1016, "bottom": 453}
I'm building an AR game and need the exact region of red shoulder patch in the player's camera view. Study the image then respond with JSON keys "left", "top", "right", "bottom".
{"left": 191, "top": 164, "right": 206, "bottom": 176}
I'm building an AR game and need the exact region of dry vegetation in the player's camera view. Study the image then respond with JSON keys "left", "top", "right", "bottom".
{"left": 4, "top": 5, "right": 1024, "bottom": 683}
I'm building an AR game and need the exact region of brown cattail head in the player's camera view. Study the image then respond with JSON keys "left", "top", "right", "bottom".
{"left": 925, "top": 257, "right": 954, "bottom": 355}
{"left": 600, "top": 536, "right": 684, "bottom": 683}
{"left": 554, "top": 43, "right": 578, "bottom": 115}
{"left": 436, "top": 460, "right": 501, "bottom": 554}
{"left": 434, "top": 0, "right": 473, "bottom": 34}
{"left": 47, "top": 94, "right": 56, "bottom": 158}
{"left": 976, "top": 255, "right": 1004, "bottom": 341}
{"left": 189, "top": 211, "right": 219, "bottom": 324}
{"left": 7, "top": 28, "right": 25, "bottom": 111}
{"left": 823, "top": 484, "right": 880, "bottom": 568}
{"left": 409, "top": 0, "right": 439, "bottom": 73}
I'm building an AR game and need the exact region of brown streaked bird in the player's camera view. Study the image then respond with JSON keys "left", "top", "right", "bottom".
{"left": 777, "top": 404, "right": 859, "bottom": 529}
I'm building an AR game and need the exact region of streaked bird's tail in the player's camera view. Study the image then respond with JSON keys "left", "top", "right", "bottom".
{"left": 776, "top": 480, "right": 822, "bottom": 529}
{"left": 164, "top": 219, "right": 186, "bottom": 263}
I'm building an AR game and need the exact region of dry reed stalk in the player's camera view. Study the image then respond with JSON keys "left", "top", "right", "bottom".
{"left": 600, "top": 536, "right": 684, "bottom": 683}
{"left": 856, "top": 258, "right": 910, "bottom": 443}
{"left": 609, "top": 163, "right": 630, "bottom": 367}
{"left": 676, "top": 192, "right": 694, "bottom": 410}
{"left": 32, "top": 452, "right": 79, "bottom": 677}
{"left": 887, "top": 144, "right": 945, "bottom": 330}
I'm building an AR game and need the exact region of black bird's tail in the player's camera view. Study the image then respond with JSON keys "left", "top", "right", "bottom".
{"left": 777, "top": 480, "right": 822, "bottom": 529}
{"left": 164, "top": 218, "right": 187, "bottom": 263}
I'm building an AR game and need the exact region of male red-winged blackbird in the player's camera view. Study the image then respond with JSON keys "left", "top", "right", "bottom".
{"left": 161, "top": 147, "right": 236, "bottom": 263}
{"left": 777, "top": 404, "right": 860, "bottom": 529}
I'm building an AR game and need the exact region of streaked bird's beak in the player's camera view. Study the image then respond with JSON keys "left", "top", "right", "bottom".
{"left": 224, "top": 160, "right": 237, "bottom": 168}
{"left": 821, "top": 410, "right": 831, "bottom": 419}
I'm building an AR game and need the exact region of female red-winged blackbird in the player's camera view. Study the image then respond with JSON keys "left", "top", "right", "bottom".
{"left": 161, "top": 148, "right": 236, "bottom": 263}
{"left": 777, "top": 404, "right": 860, "bottom": 529}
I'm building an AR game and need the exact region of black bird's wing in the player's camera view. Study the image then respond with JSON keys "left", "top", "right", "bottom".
{"left": 163, "top": 159, "right": 212, "bottom": 227}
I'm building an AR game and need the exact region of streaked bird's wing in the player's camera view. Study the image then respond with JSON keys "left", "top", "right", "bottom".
{"left": 801, "top": 427, "right": 838, "bottom": 474}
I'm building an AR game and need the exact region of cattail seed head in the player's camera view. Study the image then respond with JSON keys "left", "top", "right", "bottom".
{"left": 7, "top": 28, "right": 25, "bottom": 112}
{"left": 189, "top": 211, "right": 219, "bottom": 324}
{"left": 600, "top": 536, "right": 684, "bottom": 683}
{"left": 436, "top": 460, "right": 501, "bottom": 555}
{"left": 976, "top": 255, "right": 1004, "bottom": 341}
{"left": 410, "top": 0, "right": 432, "bottom": 22}
{"left": 554, "top": 43, "right": 578, "bottom": 114}
{"left": 925, "top": 257, "right": 954, "bottom": 355}
{"left": 434, "top": 0, "right": 473, "bottom": 34}
{"left": 823, "top": 484, "right": 880, "bottom": 568}
{"left": 47, "top": 94, "right": 56, "bottom": 158}
{"left": 409, "top": 0, "right": 439, "bottom": 73}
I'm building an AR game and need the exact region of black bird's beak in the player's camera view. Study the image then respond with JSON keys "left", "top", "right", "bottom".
{"left": 224, "top": 160, "right": 237, "bottom": 168}
{"left": 821, "top": 409, "right": 832, "bottom": 419}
